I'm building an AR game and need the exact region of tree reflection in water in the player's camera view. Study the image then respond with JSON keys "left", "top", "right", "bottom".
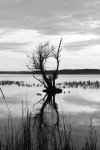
{"left": 32, "top": 91, "right": 63, "bottom": 150}
{"left": 34, "top": 87, "right": 62, "bottom": 126}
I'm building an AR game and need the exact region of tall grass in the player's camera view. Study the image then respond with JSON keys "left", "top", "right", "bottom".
{"left": 82, "top": 115, "right": 97, "bottom": 150}
{"left": 0, "top": 88, "right": 98, "bottom": 150}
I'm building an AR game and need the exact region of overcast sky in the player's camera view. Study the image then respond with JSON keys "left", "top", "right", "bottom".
{"left": 0, "top": 0, "right": 100, "bottom": 71}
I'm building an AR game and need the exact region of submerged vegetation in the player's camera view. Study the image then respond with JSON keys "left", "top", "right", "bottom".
{"left": 1, "top": 80, "right": 100, "bottom": 89}
{"left": 0, "top": 80, "right": 43, "bottom": 87}
{"left": 58, "top": 80, "right": 100, "bottom": 89}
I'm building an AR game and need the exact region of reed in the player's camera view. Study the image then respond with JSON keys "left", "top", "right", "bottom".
{"left": 0, "top": 88, "right": 98, "bottom": 150}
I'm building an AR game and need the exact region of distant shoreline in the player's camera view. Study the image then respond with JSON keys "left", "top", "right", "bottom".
{"left": 1, "top": 69, "right": 100, "bottom": 74}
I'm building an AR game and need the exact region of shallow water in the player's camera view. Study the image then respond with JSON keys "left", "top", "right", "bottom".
{"left": 1, "top": 74, "right": 100, "bottom": 149}
{"left": 0, "top": 74, "right": 100, "bottom": 119}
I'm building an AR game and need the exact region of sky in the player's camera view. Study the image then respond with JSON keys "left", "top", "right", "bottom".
{"left": 0, "top": 0, "right": 100, "bottom": 71}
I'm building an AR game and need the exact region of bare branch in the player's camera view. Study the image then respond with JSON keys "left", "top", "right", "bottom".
{"left": 27, "top": 39, "right": 62, "bottom": 88}
{"left": 53, "top": 38, "right": 62, "bottom": 85}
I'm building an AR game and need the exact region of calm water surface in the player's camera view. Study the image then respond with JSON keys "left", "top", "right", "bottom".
{"left": 0, "top": 74, "right": 100, "bottom": 124}
{"left": 1, "top": 74, "right": 100, "bottom": 149}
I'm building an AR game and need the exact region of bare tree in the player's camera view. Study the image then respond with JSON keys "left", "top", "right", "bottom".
{"left": 27, "top": 39, "right": 62, "bottom": 127}
{"left": 27, "top": 38, "right": 62, "bottom": 94}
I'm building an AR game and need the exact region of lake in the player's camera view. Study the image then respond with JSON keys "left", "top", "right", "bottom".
{"left": 0, "top": 74, "right": 100, "bottom": 117}
{"left": 0, "top": 74, "right": 100, "bottom": 149}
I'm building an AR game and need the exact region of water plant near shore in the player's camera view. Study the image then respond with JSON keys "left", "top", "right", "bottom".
{"left": 56, "top": 80, "right": 100, "bottom": 89}
{"left": 0, "top": 80, "right": 43, "bottom": 87}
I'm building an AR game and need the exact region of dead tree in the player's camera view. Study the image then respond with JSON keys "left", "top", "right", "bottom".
{"left": 27, "top": 38, "right": 62, "bottom": 94}
{"left": 27, "top": 39, "right": 62, "bottom": 126}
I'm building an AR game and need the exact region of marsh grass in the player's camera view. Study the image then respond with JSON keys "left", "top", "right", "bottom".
{"left": 82, "top": 115, "right": 97, "bottom": 150}
{"left": 0, "top": 88, "right": 98, "bottom": 150}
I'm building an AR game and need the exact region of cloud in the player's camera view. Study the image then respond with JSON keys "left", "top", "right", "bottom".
{"left": 0, "top": 29, "right": 43, "bottom": 55}
{"left": 63, "top": 37, "right": 100, "bottom": 51}
{"left": 0, "top": 42, "right": 27, "bottom": 51}
{"left": 0, "top": 29, "right": 41, "bottom": 43}
{"left": 0, "top": 0, "right": 100, "bottom": 70}
{"left": 1, "top": 29, "right": 98, "bottom": 54}
{"left": 0, "top": 0, "right": 100, "bottom": 35}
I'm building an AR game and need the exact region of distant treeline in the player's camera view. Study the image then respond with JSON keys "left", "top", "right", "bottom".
{"left": 1, "top": 69, "right": 100, "bottom": 74}
{"left": 58, "top": 69, "right": 100, "bottom": 74}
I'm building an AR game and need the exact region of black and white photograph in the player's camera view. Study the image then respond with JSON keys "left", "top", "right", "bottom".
{"left": 0, "top": 0, "right": 100, "bottom": 149}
